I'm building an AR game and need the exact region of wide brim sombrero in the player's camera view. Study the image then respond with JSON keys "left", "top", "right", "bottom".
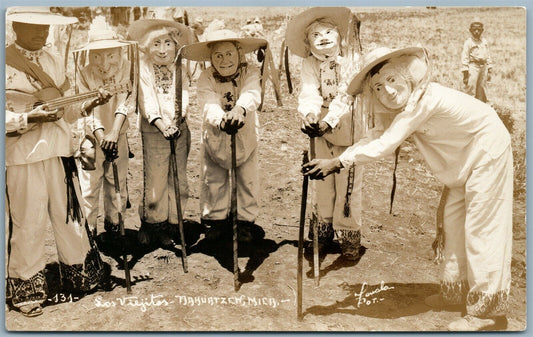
{"left": 75, "top": 40, "right": 133, "bottom": 51}
{"left": 285, "top": 7, "right": 351, "bottom": 58}
{"left": 346, "top": 47, "right": 425, "bottom": 96}
{"left": 127, "top": 19, "right": 191, "bottom": 46}
{"left": 74, "top": 29, "right": 134, "bottom": 52}
{"left": 7, "top": 7, "right": 78, "bottom": 25}
{"left": 181, "top": 29, "right": 267, "bottom": 61}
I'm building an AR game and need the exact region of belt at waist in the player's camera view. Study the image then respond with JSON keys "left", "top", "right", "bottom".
{"left": 469, "top": 59, "right": 487, "bottom": 65}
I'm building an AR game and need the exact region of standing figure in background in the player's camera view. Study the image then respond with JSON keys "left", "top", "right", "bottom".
{"left": 182, "top": 29, "right": 268, "bottom": 242}
{"left": 5, "top": 8, "right": 106, "bottom": 317}
{"left": 285, "top": 7, "right": 365, "bottom": 260}
{"left": 74, "top": 27, "right": 137, "bottom": 236}
{"left": 128, "top": 18, "right": 192, "bottom": 247}
{"left": 461, "top": 19, "right": 492, "bottom": 103}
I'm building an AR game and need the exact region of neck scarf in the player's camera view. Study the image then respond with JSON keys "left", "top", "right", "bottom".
{"left": 316, "top": 52, "right": 340, "bottom": 105}
{"left": 212, "top": 63, "right": 245, "bottom": 87}
{"left": 15, "top": 44, "right": 44, "bottom": 65}
{"left": 153, "top": 64, "right": 174, "bottom": 94}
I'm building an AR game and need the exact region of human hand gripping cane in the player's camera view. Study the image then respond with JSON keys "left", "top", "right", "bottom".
{"left": 105, "top": 153, "right": 132, "bottom": 293}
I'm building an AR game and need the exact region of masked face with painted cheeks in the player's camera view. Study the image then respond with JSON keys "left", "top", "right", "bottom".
{"left": 371, "top": 63, "right": 412, "bottom": 110}
{"left": 306, "top": 22, "right": 340, "bottom": 58}
{"left": 210, "top": 41, "right": 240, "bottom": 77}
{"left": 89, "top": 47, "right": 122, "bottom": 80}
{"left": 148, "top": 34, "right": 177, "bottom": 66}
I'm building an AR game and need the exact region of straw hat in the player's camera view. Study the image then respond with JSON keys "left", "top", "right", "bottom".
{"left": 7, "top": 7, "right": 78, "bottom": 25}
{"left": 75, "top": 29, "right": 133, "bottom": 51}
{"left": 127, "top": 19, "right": 191, "bottom": 47}
{"left": 285, "top": 7, "right": 351, "bottom": 58}
{"left": 346, "top": 47, "right": 425, "bottom": 96}
{"left": 470, "top": 17, "right": 483, "bottom": 28}
{"left": 181, "top": 29, "right": 267, "bottom": 61}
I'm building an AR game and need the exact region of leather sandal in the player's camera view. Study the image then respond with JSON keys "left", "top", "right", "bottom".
{"left": 18, "top": 303, "right": 43, "bottom": 317}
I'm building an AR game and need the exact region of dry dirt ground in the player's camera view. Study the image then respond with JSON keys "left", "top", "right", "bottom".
{"left": 5, "top": 88, "right": 527, "bottom": 332}
{"left": 4, "top": 7, "right": 527, "bottom": 333}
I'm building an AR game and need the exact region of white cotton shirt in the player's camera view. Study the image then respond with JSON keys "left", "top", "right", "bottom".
{"left": 339, "top": 83, "right": 511, "bottom": 187}
{"left": 5, "top": 45, "right": 80, "bottom": 166}
{"left": 137, "top": 54, "right": 189, "bottom": 132}
{"left": 297, "top": 55, "right": 358, "bottom": 129}
{"left": 461, "top": 36, "right": 493, "bottom": 71}
{"left": 77, "top": 61, "right": 134, "bottom": 135}
{"left": 197, "top": 65, "right": 261, "bottom": 169}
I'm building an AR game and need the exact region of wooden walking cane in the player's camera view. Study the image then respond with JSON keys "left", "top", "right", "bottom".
{"left": 170, "top": 138, "right": 188, "bottom": 273}
{"left": 297, "top": 150, "right": 309, "bottom": 320}
{"left": 230, "top": 133, "right": 240, "bottom": 291}
{"left": 170, "top": 48, "right": 188, "bottom": 273}
{"left": 309, "top": 137, "right": 320, "bottom": 287}
{"left": 109, "top": 159, "right": 132, "bottom": 293}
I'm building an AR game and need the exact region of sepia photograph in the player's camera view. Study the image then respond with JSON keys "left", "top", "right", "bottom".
{"left": 3, "top": 3, "right": 527, "bottom": 332}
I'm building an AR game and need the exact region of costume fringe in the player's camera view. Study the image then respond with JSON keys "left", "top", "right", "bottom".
{"left": 61, "top": 157, "right": 84, "bottom": 224}
{"left": 441, "top": 279, "right": 469, "bottom": 305}
{"left": 432, "top": 185, "right": 448, "bottom": 264}
{"left": 7, "top": 271, "right": 47, "bottom": 307}
{"left": 467, "top": 289, "right": 510, "bottom": 317}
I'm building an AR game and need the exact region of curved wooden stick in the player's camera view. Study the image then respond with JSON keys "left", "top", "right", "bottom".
{"left": 110, "top": 160, "right": 132, "bottom": 293}
{"left": 170, "top": 138, "right": 188, "bottom": 273}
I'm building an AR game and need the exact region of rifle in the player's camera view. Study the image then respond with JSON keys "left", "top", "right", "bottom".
{"left": 297, "top": 150, "right": 309, "bottom": 320}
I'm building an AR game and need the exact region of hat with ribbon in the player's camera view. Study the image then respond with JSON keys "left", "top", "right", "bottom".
{"left": 285, "top": 7, "right": 352, "bottom": 58}
{"left": 7, "top": 7, "right": 78, "bottom": 25}
{"left": 181, "top": 29, "right": 267, "bottom": 61}
{"left": 346, "top": 46, "right": 426, "bottom": 96}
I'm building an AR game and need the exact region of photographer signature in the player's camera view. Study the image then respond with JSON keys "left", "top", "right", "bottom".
{"left": 354, "top": 281, "right": 394, "bottom": 308}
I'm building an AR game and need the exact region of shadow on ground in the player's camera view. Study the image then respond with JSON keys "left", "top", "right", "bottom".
{"left": 190, "top": 224, "right": 295, "bottom": 288}
{"left": 95, "top": 219, "right": 205, "bottom": 270}
{"left": 303, "top": 282, "right": 450, "bottom": 319}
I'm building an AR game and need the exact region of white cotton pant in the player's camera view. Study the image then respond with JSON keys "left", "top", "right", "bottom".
{"left": 140, "top": 123, "right": 190, "bottom": 224}
{"left": 6, "top": 157, "right": 92, "bottom": 280}
{"left": 78, "top": 134, "right": 129, "bottom": 228}
{"left": 200, "top": 145, "right": 259, "bottom": 222}
{"left": 441, "top": 146, "right": 513, "bottom": 317}
{"left": 465, "top": 64, "right": 488, "bottom": 103}
{"left": 313, "top": 136, "right": 363, "bottom": 231}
